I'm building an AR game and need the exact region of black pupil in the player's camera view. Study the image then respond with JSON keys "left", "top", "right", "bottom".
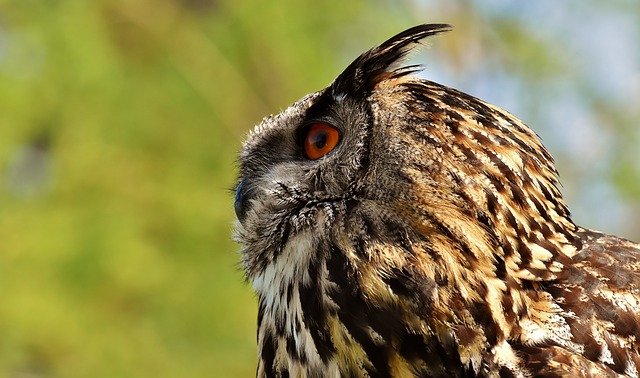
{"left": 313, "top": 131, "right": 327, "bottom": 149}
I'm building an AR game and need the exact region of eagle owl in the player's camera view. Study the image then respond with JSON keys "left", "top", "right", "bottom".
{"left": 234, "top": 24, "right": 640, "bottom": 377}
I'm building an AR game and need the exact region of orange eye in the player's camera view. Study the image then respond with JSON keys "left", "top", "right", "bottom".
{"left": 303, "top": 123, "right": 340, "bottom": 160}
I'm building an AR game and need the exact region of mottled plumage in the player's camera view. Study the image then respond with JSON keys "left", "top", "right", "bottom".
{"left": 234, "top": 24, "right": 640, "bottom": 377}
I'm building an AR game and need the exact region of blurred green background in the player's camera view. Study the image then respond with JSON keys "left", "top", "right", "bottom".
{"left": 0, "top": 1, "right": 638, "bottom": 377}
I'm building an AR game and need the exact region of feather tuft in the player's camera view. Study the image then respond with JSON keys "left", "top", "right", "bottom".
{"left": 331, "top": 24, "right": 452, "bottom": 97}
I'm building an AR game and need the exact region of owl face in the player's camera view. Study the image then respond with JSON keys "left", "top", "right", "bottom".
{"left": 233, "top": 24, "right": 583, "bottom": 376}
{"left": 234, "top": 89, "right": 373, "bottom": 273}
{"left": 235, "top": 25, "right": 455, "bottom": 279}
{"left": 235, "top": 90, "right": 371, "bottom": 223}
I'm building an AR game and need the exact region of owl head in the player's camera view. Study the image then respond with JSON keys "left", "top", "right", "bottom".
{"left": 234, "top": 24, "right": 582, "bottom": 376}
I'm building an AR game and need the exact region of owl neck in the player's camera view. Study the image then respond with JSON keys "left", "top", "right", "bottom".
{"left": 252, "top": 228, "right": 481, "bottom": 376}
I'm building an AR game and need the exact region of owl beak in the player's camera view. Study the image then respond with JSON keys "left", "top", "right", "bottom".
{"left": 234, "top": 179, "right": 250, "bottom": 223}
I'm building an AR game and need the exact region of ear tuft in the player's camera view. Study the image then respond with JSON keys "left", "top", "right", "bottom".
{"left": 331, "top": 24, "right": 452, "bottom": 97}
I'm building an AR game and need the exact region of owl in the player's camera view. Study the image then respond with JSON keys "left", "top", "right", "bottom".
{"left": 234, "top": 24, "right": 640, "bottom": 377}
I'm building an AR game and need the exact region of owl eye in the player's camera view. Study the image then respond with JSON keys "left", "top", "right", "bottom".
{"left": 302, "top": 123, "right": 341, "bottom": 160}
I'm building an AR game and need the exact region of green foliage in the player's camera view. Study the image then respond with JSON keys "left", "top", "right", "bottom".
{"left": 0, "top": 1, "right": 257, "bottom": 376}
